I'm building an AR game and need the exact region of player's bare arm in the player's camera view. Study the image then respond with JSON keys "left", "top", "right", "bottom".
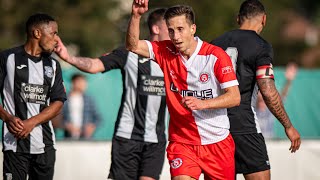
{"left": 257, "top": 78, "right": 301, "bottom": 152}
{"left": 55, "top": 37, "right": 105, "bottom": 73}
{"left": 67, "top": 56, "right": 105, "bottom": 74}
{"left": 181, "top": 85, "right": 240, "bottom": 110}
{"left": 257, "top": 78, "right": 292, "bottom": 128}
{"left": 126, "top": 0, "right": 150, "bottom": 58}
{"left": 16, "top": 101, "right": 64, "bottom": 139}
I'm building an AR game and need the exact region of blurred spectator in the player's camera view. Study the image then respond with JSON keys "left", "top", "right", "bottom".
{"left": 63, "top": 74, "right": 101, "bottom": 140}
{"left": 256, "top": 62, "right": 298, "bottom": 139}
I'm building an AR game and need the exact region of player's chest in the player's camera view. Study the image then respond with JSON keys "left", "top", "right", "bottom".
{"left": 165, "top": 55, "right": 216, "bottom": 84}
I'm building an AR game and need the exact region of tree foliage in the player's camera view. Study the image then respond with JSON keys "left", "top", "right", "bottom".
{"left": 0, "top": 0, "right": 125, "bottom": 56}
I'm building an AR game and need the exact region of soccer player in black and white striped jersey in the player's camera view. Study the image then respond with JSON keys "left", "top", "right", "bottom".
{"left": 55, "top": 9, "right": 169, "bottom": 180}
{"left": 0, "top": 13, "right": 67, "bottom": 180}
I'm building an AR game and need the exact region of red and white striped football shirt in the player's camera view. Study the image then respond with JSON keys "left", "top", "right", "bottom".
{"left": 146, "top": 37, "right": 238, "bottom": 145}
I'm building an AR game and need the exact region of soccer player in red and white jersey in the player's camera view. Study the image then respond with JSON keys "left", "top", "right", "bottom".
{"left": 126, "top": 1, "right": 240, "bottom": 179}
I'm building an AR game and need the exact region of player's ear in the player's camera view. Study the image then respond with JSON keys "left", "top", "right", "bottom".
{"left": 151, "top": 25, "right": 159, "bottom": 35}
{"left": 33, "top": 28, "right": 41, "bottom": 39}
{"left": 190, "top": 24, "right": 196, "bottom": 35}
{"left": 262, "top": 14, "right": 267, "bottom": 27}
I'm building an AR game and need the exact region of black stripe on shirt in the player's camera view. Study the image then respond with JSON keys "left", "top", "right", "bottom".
{"left": 131, "top": 55, "right": 151, "bottom": 141}
{"left": 14, "top": 52, "right": 30, "bottom": 153}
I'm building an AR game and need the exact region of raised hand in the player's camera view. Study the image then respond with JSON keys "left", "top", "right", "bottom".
{"left": 54, "top": 36, "right": 71, "bottom": 62}
{"left": 132, "top": 0, "right": 149, "bottom": 16}
{"left": 285, "top": 62, "right": 298, "bottom": 81}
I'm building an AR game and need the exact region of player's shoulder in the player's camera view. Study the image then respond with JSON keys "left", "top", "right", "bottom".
{"left": 211, "top": 30, "right": 233, "bottom": 44}
{"left": 200, "top": 41, "right": 227, "bottom": 57}
{"left": 213, "top": 29, "right": 270, "bottom": 46}
{"left": 153, "top": 40, "right": 178, "bottom": 55}
{"left": 0, "top": 45, "right": 24, "bottom": 58}
{"left": 240, "top": 30, "right": 272, "bottom": 50}
{"left": 152, "top": 40, "right": 175, "bottom": 48}
{"left": 155, "top": 40, "right": 172, "bottom": 45}
{"left": 99, "top": 45, "right": 129, "bottom": 59}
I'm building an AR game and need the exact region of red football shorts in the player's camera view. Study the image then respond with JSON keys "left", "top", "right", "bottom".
{"left": 167, "top": 134, "right": 235, "bottom": 180}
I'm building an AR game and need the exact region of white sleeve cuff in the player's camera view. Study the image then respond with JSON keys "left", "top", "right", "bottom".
{"left": 144, "top": 40, "right": 155, "bottom": 59}
{"left": 220, "top": 80, "right": 239, "bottom": 89}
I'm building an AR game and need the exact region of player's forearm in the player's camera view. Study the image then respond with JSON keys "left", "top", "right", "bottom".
{"left": 205, "top": 86, "right": 240, "bottom": 109}
{"left": 30, "top": 101, "right": 64, "bottom": 126}
{"left": 0, "top": 106, "right": 11, "bottom": 122}
{"left": 67, "top": 56, "right": 99, "bottom": 73}
{"left": 258, "top": 78, "right": 292, "bottom": 128}
{"left": 126, "top": 15, "right": 142, "bottom": 52}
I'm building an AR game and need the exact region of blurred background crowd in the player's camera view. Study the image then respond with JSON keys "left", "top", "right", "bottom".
{"left": 0, "top": 0, "right": 319, "bottom": 140}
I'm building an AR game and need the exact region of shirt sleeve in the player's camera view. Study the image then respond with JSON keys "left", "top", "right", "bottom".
{"left": 49, "top": 60, "right": 67, "bottom": 102}
{"left": 256, "top": 43, "right": 274, "bottom": 79}
{"left": 213, "top": 48, "right": 239, "bottom": 89}
{"left": 98, "top": 46, "right": 128, "bottom": 72}
{"left": 145, "top": 40, "right": 172, "bottom": 68}
{"left": 256, "top": 43, "right": 274, "bottom": 67}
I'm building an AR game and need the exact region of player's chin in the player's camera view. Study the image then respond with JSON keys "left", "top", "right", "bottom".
{"left": 42, "top": 48, "right": 54, "bottom": 56}
{"left": 175, "top": 45, "right": 184, "bottom": 52}
{"left": 45, "top": 48, "right": 54, "bottom": 54}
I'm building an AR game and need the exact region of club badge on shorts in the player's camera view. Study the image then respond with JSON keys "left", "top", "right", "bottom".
{"left": 170, "top": 158, "right": 183, "bottom": 169}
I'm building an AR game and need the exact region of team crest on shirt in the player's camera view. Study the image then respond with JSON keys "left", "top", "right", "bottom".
{"left": 44, "top": 66, "right": 54, "bottom": 78}
{"left": 199, "top": 72, "right": 210, "bottom": 83}
{"left": 170, "top": 158, "right": 183, "bottom": 169}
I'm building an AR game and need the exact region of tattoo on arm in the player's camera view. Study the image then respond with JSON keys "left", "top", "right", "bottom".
{"left": 70, "top": 56, "right": 93, "bottom": 72}
{"left": 257, "top": 78, "right": 292, "bottom": 128}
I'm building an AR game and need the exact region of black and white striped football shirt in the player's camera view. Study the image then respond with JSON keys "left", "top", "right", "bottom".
{"left": 0, "top": 46, "right": 67, "bottom": 154}
{"left": 99, "top": 47, "right": 167, "bottom": 143}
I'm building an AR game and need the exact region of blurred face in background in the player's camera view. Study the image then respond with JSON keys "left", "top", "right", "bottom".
{"left": 72, "top": 77, "right": 87, "bottom": 93}
{"left": 156, "top": 19, "right": 170, "bottom": 41}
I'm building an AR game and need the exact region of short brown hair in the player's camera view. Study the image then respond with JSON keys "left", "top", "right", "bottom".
{"left": 164, "top": 5, "right": 195, "bottom": 25}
